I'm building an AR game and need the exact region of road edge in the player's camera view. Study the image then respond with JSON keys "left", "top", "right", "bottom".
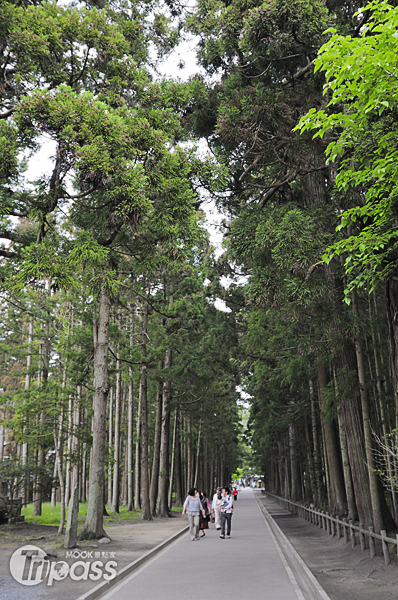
{"left": 255, "top": 493, "right": 332, "bottom": 600}
{"left": 76, "top": 524, "right": 189, "bottom": 600}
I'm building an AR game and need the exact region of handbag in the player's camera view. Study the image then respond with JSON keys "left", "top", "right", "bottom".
{"left": 210, "top": 513, "right": 215, "bottom": 524}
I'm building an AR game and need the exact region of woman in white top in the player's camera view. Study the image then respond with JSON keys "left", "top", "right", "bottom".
{"left": 211, "top": 487, "right": 222, "bottom": 530}
{"left": 182, "top": 487, "right": 205, "bottom": 541}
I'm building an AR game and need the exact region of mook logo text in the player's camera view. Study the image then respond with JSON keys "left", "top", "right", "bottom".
{"left": 10, "top": 544, "right": 117, "bottom": 586}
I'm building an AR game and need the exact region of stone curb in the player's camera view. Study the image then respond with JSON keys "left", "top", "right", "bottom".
{"left": 255, "top": 494, "right": 332, "bottom": 600}
{"left": 76, "top": 524, "right": 189, "bottom": 600}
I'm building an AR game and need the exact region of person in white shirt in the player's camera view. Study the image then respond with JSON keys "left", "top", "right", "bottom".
{"left": 219, "top": 487, "right": 233, "bottom": 539}
{"left": 182, "top": 487, "right": 206, "bottom": 541}
{"left": 211, "top": 487, "right": 222, "bottom": 530}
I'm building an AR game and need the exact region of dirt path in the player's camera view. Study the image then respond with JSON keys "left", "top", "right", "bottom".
{"left": 257, "top": 494, "right": 397, "bottom": 600}
{"left": 0, "top": 514, "right": 186, "bottom": 600}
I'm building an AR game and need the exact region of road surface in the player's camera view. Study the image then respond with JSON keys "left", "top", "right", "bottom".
{"left": 100, "top": 488, "right": 303, "bottom": 600}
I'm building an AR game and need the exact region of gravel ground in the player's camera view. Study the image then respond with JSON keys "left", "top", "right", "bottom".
{"left": 0, "top": 575, "right": 48, "bottom": 600}
{"left": 0, "top": 515, "right": 186, "bottom": 600}
{"left": 257, "top": 494, "right": 398, "bottom": 600}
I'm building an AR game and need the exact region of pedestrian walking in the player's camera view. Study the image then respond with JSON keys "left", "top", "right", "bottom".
{"left": 211, "top": 487, "right": 222, "bottom": 530}
{"left": 199, "top": 492, "right": 210, "bottom": 537}
{"left": 219, "top": 487, "right": 233, "bottom": 539}
{"left": 182, "top": 487, "right": 206, "bottom": 541}
{"left": 232, "top": 487, "right": 238, "bottom": 502}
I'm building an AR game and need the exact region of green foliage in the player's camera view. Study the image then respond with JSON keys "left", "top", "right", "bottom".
{"left": 0, "top": 122, "right": 19, "bottom": 180}
{"left": 296, "top": 0, "right": 398, "bottom": 297}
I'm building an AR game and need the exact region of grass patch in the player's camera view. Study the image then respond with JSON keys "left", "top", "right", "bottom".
{"left": 171, "top": 506, "right": 183, "bottom": 513}
{"left": 22, "top": 502, "right": 143, "bottom": 527}
{"left": 22, "top": 502, "right": 89, "bottom": 527}
{"left": 104, "top": 506, "right": 141, "bottom": 523}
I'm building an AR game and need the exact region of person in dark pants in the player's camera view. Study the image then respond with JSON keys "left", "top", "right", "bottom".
{"left": 199, "top": 492, "right": 210, "bottom": 537}
{"left": 220, "top": 487, "right": 233, "bottom": 539}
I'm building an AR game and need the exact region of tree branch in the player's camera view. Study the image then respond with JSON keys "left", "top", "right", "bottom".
{"left": 0, "top": 108, "right": 14, "bottom": 119}
{"left": 258, "top": 168, "right": 299, "bottom": 207}
{"left": 108, "top": 346, "right": 155, "bottom": 367}
{"left": 282, "top": 61, "right": 314, "bottom": 85}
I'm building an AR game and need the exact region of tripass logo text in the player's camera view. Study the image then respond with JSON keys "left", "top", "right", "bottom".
{"left": 10, "top": 544, "right": 117, "bottom": 586}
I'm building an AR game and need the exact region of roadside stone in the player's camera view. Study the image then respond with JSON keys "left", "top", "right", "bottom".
{"left": 98, "top": 537, "right": 111, "bottom": 544}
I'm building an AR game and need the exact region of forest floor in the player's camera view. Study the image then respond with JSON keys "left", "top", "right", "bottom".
{"left": 0, "top": 510, "right": 186, "bottom": 600}
{"left": 257, "top": 493, "right": 397, "bottom": 600}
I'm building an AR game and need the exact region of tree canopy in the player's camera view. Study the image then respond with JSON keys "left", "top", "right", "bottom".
{"left": 2, "top": 0, "right": 398, "bottom": 547}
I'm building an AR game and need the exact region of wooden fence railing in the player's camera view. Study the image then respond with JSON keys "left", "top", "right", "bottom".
{"left": 263, "top": 491, "right": 397, "bottom": 566}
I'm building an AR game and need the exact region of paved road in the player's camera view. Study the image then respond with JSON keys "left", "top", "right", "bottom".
{"left": 101, "top": 489, "right": 302, "bottom": 600}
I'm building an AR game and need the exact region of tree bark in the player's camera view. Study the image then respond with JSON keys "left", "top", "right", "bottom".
{"left": 107, "top": 387, "right": 113, "bottom": 507}
{"left": 127, "top": 306, "right": 134, "bottom": 511}
{"left": 158, "top": 344, "right": 172, "bottom": 516}
{"left": 134, "top": 393, "right": 141, "bottom": 511}
{"left": 289, "top": 422, "right": 301, "bottom": 501}
{"left": 333, "top": 279, "right": 374, "bottom": 527}
{"left": 352, "top": 292, "right": 384, "bottom": 532}
{"left": 304, "top": 417, "right": 316, "bottom": 503}
{"left": 332, "top": 363, "right": 357, "bottom": 519}
{"left": 168, "top": 409, "right": 178, "bottom": 509}
{"left": 175, "top": 411, "right": 183, "bottom": 506}
{"left": 386, "top": 277, "right": 398, "bottom": 431}
{"left": 33, "top": 318, "right": 49, "bottom": 517}
{"left": 317, "top": 361, "right": 347, "bottom": 514}
{"left": 310, "top": 380, "right": 324, "bottom": 505}
{"left": 149, "top": 368, "right": 163, "bottom": 515}
{"left": 56, "top": 361, "right": 68, "bottom": 535}
{"left": 194, "top": 421, "right": 201, "bottom": 489}
{"left": 22, "top": 320, "right": 33, "bottom": 505}
{"left": 370, "top": 295, "right": 397, "bottom": 520}
{"left": 65, "top": 388, "right": 80, "bottom": 548}
{"left": 81, "top": 285, "right": 110, "bottom": 539}
{"left": 111, "top": 357, "right": 122, "bottom": 513}
{"left": 187, "top": 415, "right": 192, "bottom": 490}
{"left": 81, "top": 443, "right": 87, "bottom": 503}
{"left": 139, "top": 302, "right": 152, "bottom": 521}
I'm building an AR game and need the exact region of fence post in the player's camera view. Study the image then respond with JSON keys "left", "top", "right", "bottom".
{"left": 359, "top": 523, "right": 366, "bottom": 552}
{"left": 323, "top": 512, "right": 327, "bottom": 531}
{"left": 331, "top": 515, "right": 335, "bottom": 537}
{"left": 343, "top": 518, "right": 349, "bottom": 543}
{"left": 381, "top": 531, "right": 391, "bottom": 566}
{"left": 369, "top": 525, "right": 375, "bottom": 559}
{"left": 327, "top": 513, "right": 332, "bottom": 535}
{"left": 337, "top": 519, "right": 341, "bottom": 539}
{"left": 349, "top": 519, "right": 356, "bottom": 548}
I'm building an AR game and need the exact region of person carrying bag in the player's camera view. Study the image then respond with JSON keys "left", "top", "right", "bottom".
{"left": 182, "top": 488, "right": 206, "bottom": 541}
